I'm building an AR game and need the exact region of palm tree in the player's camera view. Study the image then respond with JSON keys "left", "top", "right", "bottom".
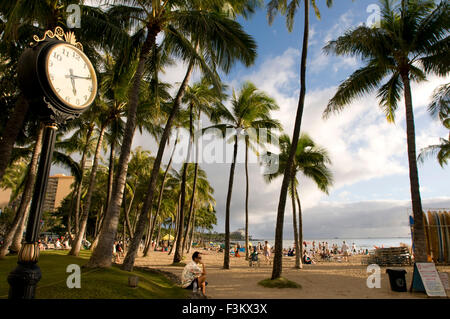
{"left": 266, "top": 0, "right": 334, "bottom": 279}
{"left": 0, "top": 124, "right": 82, "bottom": 257}
{"left": 418, "top": 83, "right": 449, "bottom": 167}
{"left": 143, "top": 130, "right": 180, "bottom": 257}
{"left": 174, "top": 78, "right": 223, "bottom": 261}
{"left": 209, "top": 81, "right": 280, "bottom": 269}
{"left": 182, "top": 163, "right": 215, "bottom": 253}
{"left": 117, "top": 5, "right": 257, "bottom": 272}
{"left": 0, "top": 125, "right": 43, "bottom": 258}
{"left": 89, "top": 0, "right": 257, "bottom": 270}
{"left": 0, "top": 1, "right": 124, "bottom": 182}
{"left": 69, "top": 102, "right": 113, "bottom": 256}
{"left": 322, "top": 0, "right": 449, "bottom": 262}
{"left": 264, "top": 133, "right": 333, "bottom": 268}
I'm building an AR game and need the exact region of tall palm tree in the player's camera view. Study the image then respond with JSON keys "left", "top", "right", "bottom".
{"left": 264, "top": 133, "right": 333, "bottom": 268}
{"left": 89, "top": 0, "right": 257, "bottom": 270}
{"left": 185, "top": 166, "right": 215, "bottom": 253}
{"left": 182, "top": 163, "right": 215, "bottom": 253}
{"left": 69, "top": 102, "right": 113, "bottom": 256}
{"left": 322, "top": 0, "right": 449, "bottom": 262}
{"left": 418, "top": 83, "right": 449, "bottom": 167}
{"left": 209, "top": 81, "right": 280, "bottom": 269}
{"left": 266, "top": 0, "right": 334, "bottom": 279}
{"left": 175, "top": 78, "right": 223, "bottom": 260}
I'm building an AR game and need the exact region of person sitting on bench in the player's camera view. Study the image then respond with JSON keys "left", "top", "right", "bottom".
{"left": 249, "top": 246, "right": 260, "bottom": 267}
{"left": 181, "top": 251, "right": 208, "bottom": 296}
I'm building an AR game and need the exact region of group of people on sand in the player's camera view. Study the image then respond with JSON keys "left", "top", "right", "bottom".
{"left": 301, "top": 240, "right": 369, "bottom": 263}
{"left": 231, "top": 241, "right": 273, "bottom": 263}
{"left": 37, "top": 236, "right": 71, "bottom": 250}
{"left": 36, "top": 234, "right": 91, "bottom": 251}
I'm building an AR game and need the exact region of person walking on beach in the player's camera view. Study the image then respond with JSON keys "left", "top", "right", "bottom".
{"left": 263, "top": 241, "right": 271, "bottom": 265}
{"left": 181, "top": 252, "right": 208, "bottom": 296}
{"left": 341, "top": 241, "right": 349, "bottom": 262}
{"left": 351, "top": 243, "right": 357, "bottom": 255}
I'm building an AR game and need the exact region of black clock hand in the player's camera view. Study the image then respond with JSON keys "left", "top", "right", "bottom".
{"left": 65, "top": 69, "right": 77, "bottom": 96}
{"left": 70, "top": 74, "right": 92, "bottom": 80}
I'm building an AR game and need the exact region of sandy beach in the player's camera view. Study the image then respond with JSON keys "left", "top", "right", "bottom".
{"left": 132, "top": 249, "right": 450, "bottom": 299}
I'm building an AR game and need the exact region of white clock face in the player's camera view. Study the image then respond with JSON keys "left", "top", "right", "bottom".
{"left": 45, "top": 43, "right": 97, "bottom": 109}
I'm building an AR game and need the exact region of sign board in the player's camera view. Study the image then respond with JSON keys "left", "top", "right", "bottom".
{"left": 438, "top": 272, "right": 449, "bottom": 291}
{"left": 411, "top": 263, "right": 447, "bottom": 297}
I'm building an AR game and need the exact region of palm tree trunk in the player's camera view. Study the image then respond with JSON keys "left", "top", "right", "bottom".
{"left": 70, "top": 125, "right": 106, "bottom": 256}
{"left": 94, "top": 205, "right": 104, "bottom": 239}
{"left": 86, "top": 27, "right": 159, "bottom": 268}
{"left": 173, "top": 134, "right": 193, "bottom": 261}
{"left": 181, "top": 104, "right": 197, "bottom": 256}
{"left": 400, "top": 72, "right": 427, "bottom": 262}
{"left": 10, "top": 125, "right": 46, "bottom": 253}
{"left": 0, "top": 124, "right": 44, "bottom": 258}
{"left": 224, "top": 135, "right": 238, "bottom": 269}
{"left": 123, "top": 216, "right": 127, "bottom": 251}
{"left": 169, "top": 195, "right": 182, "bottom": 255}
{"left": 143, "top": 135, "right": 178, "bottom": 256}
{"left": 143, "top": 221, "right": 152, "bottom": 252}
{"left": 295, "top": 187, "right": 304, "bottom": 265}
{"left": 272, "top": 0, "right": 309, "bottom": 280}
{"left": 90, "top": 214, "right": 105, "bottom": 251}
{"left": 105, "top": 140, "right": 115, "bottom": 213}
{"left": 187, "top": 213, "right": 196, "bottom": 253}
{"left": 122, "top": 59, "right": 196, "bottom": 271}
{"left": 166, "top": 218, "right": 173, "bottom": 251}
{"left": 131, "top": 207, "right": 141, "bottom": 235}
{"left": 291, "top": 179, "right": 301, "bottom": 269}
{"left": 0, "top": 95, "right": 29, "bottom": 182}
{"left": 74, "top": 124, "right": 94, "bottom": 235}
{"left": 155, "top": 222, "right": 162, "bottom": 250}
{"left": 183, "top": 162, "right": 198, "bottom": 254}
{"left": 124, "top": 189, "right": 135, "bottom": 239}
{"left": 244, "top": 137, "right": 250, "bottom": 260}
{"left": 67, "top": 190, "right": 76, "bottom": 238}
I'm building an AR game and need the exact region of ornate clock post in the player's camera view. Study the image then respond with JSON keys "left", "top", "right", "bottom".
{"left": 7, "top": 27, "right": 97, "bottom": 299}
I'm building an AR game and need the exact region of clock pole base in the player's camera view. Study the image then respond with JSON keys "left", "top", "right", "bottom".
{"left": 7, "top": 262, "right": 42, "bottom": 299}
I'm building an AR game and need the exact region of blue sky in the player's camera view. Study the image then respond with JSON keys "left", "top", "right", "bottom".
{"left": 57, "top": 1, "right": 449, "bottom": 240}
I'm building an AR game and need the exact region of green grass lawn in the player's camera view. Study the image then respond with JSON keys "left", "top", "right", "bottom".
{"left": 258, "top": 277, "right": 302, "bottom": 289}
{"left": 0, "top": 250, "right": 188, "bottom": 299}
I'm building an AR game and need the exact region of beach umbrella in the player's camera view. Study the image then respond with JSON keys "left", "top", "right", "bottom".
{"left": 162, "top": 234, "right": 174, "bottom": 241}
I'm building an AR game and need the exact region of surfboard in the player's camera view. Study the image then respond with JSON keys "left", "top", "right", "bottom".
{"left": 438, "top": 211, "right": 448, "bottom": 263}
{"left": 423, "top": 213, "right": 432, "bottom": 262}
{"left": 428, "top": 211, "right": 439, "bottom": 262}
{"left": 444, "top": 211, "right": 450, "bottom": 263}
{"left": 435, "top": 212, "right": 444, "bottom": 262}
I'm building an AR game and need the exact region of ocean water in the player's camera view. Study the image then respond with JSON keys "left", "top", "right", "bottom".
{"left": 236, "top": 237, "right": 412, "bottom": 251}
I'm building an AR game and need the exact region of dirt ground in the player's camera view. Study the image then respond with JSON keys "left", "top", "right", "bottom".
{"left": 133, "top": 249, "right": 450, "bottom": 299}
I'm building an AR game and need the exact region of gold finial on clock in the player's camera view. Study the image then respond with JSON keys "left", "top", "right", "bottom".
{"left": 31, "top": 26, "right": 83, "bottom": 51}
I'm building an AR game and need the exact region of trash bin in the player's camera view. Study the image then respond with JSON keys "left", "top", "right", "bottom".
{"left": 386, "top": 269, "right": 407, "bottom": 292}
{"left": 128, "top": 275, "right": 139, "bottom": 288}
